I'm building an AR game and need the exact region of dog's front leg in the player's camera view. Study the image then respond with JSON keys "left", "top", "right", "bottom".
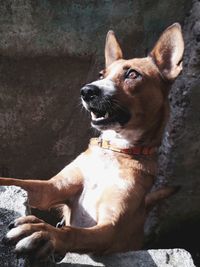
{"left": 4, "top": 216, "right": 116, "bottom": 260}
{"left": 0, "top": 161, "right": 83, "bottom": 210}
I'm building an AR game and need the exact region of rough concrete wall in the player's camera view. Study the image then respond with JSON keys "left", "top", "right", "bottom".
{"left": 0, "top": 55, "right": 91, "bottom": 179}
{"left": 0, "top": 0, "right": 191, "bottom": 58}
{"left": 146, "top": 1, "right": 200, "bottom": 265}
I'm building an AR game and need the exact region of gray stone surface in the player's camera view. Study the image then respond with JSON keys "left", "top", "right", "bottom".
{"left": 145, "top": 1, "right": 200, "bottom": 264}
{"left": 0, "top": 186, "right": 28, "bottom": 267}
{"left": 0, "top": 0, "right": 191, "bottom": 58}
{"left": 57, "top": 249, "right": 195, "bottom": 267}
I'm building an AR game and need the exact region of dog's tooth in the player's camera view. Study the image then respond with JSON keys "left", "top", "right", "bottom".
{"left": 96, "top": 117, "right": 104, "bottom": 121}
{"left": 104, "top": 112, "right": 109, "bottom": 119}
{"left": 91, "top": 112, "right": 96, "bottom": 120}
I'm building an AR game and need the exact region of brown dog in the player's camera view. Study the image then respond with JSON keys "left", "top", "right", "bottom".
{"left": 0, "top": 23, "right": 184, "bottom": 261}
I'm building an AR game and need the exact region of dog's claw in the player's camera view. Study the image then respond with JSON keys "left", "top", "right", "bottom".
{"left": 8, "top": 221, "right": 15, "bottom": 229}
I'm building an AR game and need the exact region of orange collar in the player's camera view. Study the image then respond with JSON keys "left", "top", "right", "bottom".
{"left": 90, "top": 138, "right": 157, "bottom": 156}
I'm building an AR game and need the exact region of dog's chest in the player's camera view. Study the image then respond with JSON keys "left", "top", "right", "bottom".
{"left": 70, "top": 147, "right": 128, "bottom": 227}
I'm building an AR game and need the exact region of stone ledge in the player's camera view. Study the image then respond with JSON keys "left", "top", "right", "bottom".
{"left": 58, "top": 249, "right": 196, "bottom": 267}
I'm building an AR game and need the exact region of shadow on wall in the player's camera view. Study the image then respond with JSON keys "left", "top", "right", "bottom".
{"left": 0, "top": 55, "right": 93, "bottom": 179}
{"left": 145, "top": 213, "right": 200, "bottom": 266}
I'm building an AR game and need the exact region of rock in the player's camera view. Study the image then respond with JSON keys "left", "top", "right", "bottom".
{"left": 57, "top": 249, "right": 195, "bottom": 267}
{"left": 146, "top": 1, "right": 200, "bottom": 265}
{"left": 0, "top": 186, "right": 28, "bottom": 267}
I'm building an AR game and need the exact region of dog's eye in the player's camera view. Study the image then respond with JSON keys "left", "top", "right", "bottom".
{"left": 125, "top": 69, "right": 141, "bottom": 80}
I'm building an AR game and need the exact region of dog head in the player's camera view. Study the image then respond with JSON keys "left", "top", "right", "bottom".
{"left": 81, "top": 23, "right": 184, "bottom": 144}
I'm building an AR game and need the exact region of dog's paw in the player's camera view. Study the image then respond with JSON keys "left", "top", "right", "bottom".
{"left": 3, "top": 220, "right": 55, "bottom": 260}
{"left": 15, "top": 231, "right": 54, "bottom": 260}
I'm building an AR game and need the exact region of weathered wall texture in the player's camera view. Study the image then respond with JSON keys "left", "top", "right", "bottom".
{"left": 0, "top": 0, "right": 191, "bottom": 59}
{"left": 0, "top": 0, "right": 200, "bottom": 265}
{"left": 146, "top": 1, "right": 200, "bottom": 265}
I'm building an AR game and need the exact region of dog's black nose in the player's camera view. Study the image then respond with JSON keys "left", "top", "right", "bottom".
{"left": 80, "top": 84, "right": 101, "bottom": 101}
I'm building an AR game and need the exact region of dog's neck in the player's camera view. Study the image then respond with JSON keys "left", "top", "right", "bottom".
{"left": 101, "top": 120, "right": 166, "bottom": 149}
{"left": 101, "top": 130, "right": 131, "bottom": 148}
{"left": 101, "top": 102, "right": 168, "bottom": 148}
{"left": 101, "top": 119, "right": 166, "bottom": 148}
{"left": 101, "top": 130, "right": 156, "bottom": 149}
{"left": 101, "top": 129, "right": 156, "bottom": 148}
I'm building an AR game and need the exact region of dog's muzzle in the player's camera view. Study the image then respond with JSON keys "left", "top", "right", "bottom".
{"left": 80, "top": 81, "right": 131, "bottom": 129}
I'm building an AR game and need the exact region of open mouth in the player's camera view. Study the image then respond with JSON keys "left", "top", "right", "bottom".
{"left": 90, "top": 107, "right": 131, "bottom": 126}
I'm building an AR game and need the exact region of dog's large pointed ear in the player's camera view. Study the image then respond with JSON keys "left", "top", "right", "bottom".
{"left": 149, "top": 23, "right": 184, "bottom": 81}
{"left": 105, "top": 30, "right": 123, "bottom": 68}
